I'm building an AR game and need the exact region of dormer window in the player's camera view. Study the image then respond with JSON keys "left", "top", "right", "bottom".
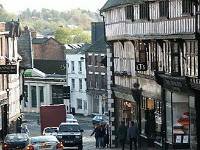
{"left": 182, "top": 0, "right": 193, "bottom": 15}
{"left": 159, "top": 0, "right": 169, "bottom": 18}
{"left": 140, "top": 2, "right": 149, "bottom": 20}
{"left": 125, "top": 5, "right": 134, "bottom": 21}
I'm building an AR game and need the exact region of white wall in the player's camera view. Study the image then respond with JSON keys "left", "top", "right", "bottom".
{"left": 66, "top": 54, "right": 88, "bottom": 115}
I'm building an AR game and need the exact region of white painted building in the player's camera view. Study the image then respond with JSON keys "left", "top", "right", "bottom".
{"left": 22, "top": 68, "right": 66, "bottom": 113}
{"left": 66, "top": 52, "right": 89, "bottom": 115}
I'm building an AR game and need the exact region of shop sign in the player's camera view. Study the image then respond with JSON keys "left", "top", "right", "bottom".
{"left": 135, "top": 42, "right": 147, "bottom": 71}
{"left": 135, "top": 62, "right": 147, "bottom": 71}
{"left": 0, "top": 65, "right": 17, "bottom": 74}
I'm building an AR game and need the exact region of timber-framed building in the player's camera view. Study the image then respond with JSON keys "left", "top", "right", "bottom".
{"left": 101, "top": 0, "right": 200, "bottom": 149}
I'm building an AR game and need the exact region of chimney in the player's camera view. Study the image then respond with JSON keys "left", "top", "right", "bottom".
{"left": 31, "top": 31, "right": 37, "bottom": 38}
{"left": 91, "top": 22, "right": 105, "bottom": 44}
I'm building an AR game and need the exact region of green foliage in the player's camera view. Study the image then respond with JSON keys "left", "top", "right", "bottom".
{"left": 0, "top": 3, "right": 101, "bottom": 43}
{"left": 54, "top": 27, "right": 90, "bottom": 44}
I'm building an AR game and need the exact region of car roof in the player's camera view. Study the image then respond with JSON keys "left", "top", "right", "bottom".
{"left": 60, "top": 122, "right": 79, "bottom": 125}
{"left": 31, "top": 135, "right": 58, "bottom": 141}
{"left": 44, "top": 127, "right": 58, "bottom": 129}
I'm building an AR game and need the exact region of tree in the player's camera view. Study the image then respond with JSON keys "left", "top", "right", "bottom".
{"left": 54, "top": 27, "right": 90, "bottom": 44}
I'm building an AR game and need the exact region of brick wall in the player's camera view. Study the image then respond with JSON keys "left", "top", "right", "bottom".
{"left": 33, "top": 38, "right": 65, "bottom": 60}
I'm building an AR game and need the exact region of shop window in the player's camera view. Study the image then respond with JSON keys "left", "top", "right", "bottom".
{"left": 166, "top": 90, "right": 191, "bottom": 148}
{"left": 140, "top": 97, "right": 162, "bottom": 142}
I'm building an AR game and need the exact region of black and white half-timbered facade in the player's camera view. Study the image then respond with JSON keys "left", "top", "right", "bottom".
{"left": 101, "top": 0, "right": 200, "bottom": 149}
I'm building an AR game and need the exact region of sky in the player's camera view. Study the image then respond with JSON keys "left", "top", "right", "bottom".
{"left": 0, "top": 0, "right": 107, "bottom": 13}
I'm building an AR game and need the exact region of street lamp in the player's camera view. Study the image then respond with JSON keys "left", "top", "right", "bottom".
{"left": 132, "top": 80, "right": 142, "bottom": 147}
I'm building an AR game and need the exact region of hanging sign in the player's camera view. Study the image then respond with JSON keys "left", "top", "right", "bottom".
{"left": 0, "top": 65, "right": 17, "bottom": 74}
{"left": 135, "top": 42, "right": 148, "bottom": 71}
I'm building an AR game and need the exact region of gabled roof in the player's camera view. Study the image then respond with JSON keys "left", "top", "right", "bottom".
{"left": 86, "top": 36, "right": 107, "bottom": 53}
{"left": 100, "top": 0, "right": 144, "bottom": 12}
{"left": 65, "top": 43, "right": 91, "bottom": 54}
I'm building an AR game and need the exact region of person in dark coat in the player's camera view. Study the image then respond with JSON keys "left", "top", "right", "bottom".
{"left": 127, "top": 121, "right": 139, "bottom": 150}
{"left": 91, "top": 124, "right": 101, "bottom": 148}
{"left": 104, "top": 124, "right": 109, "bottom": 148}
{"left": 117, "top": 121, "right": 127, "bottom": 150}
{"left": 99, "top": 124, "right": 106, "bottom": 148}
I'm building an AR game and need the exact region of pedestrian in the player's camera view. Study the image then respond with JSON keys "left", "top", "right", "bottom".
{"left": 117, "top": 121, "right": 127, "bottom": 150}
{"left": 127, "top": 121, "right": 138, "bottom": 150}
{"left": 91, "top": 124, "right": 100, "bottom": 148}
{"left": 99, "top": 124, "right": 105, "bottom": 148}
{"left": 104, "top": 124, "right": 109, "bottom": 148}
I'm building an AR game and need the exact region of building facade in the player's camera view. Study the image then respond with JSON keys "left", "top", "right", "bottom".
{"left": 85, "top": 22, "right": 108, "bottom": 115}
{"left": 0, "top": 21, "right": 22, "bottom": 139}
{"left": 101, "top": 0, "right": 199, "bottom": 149}
{"left": 66, "top": 49, "right": 89, "bottom": 115}
{"left": 22, "top": 36, "right": 67, "bottom": 113}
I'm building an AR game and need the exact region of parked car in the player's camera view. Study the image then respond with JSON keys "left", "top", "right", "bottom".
{"left": 2, "top": 133, "right": 30, "bottom": 150}
{"left": 43, "top": 127, "right": 58, "bottom": 136}
{"left": 26, "top": 135, "right": 63, "bottom": 150}
{"left": 66, "top": 114, "right": 78, "bottom": 123}
{"left": 57, "top": 122, "right": 83, "bottom": 150}
{"left": 92, "top": 114, "right": 109, "bottom": 125}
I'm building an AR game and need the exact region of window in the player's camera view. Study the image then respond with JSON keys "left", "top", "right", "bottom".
{"left": 95, "top": 56, "right": 98, "bottom": 66}
{"left": 166, "top": 91, "right": 192, "bottom": 146}
{"left": 171, "top": 42, "right": 181, "bottom": 76}
{"left": 31, "top": 86, "right": 37, "bottom": 107}
{"left": 78, "top": 61, "right": 82, "bottom": 72}
{"left": 182, "top": 0, "right": 193, "bottom": 15}
{"left": 71, "top": 61, "right": 75, "bottom": 72}
{"left": 71, "top": 79, "right": 75, "bottom": 89}
{"left": 95, "top": 74, "right": 99, "bottom": 88}
{"left": 159, "top": 0, "right": 169, "bottom": 18}
{"left": 77, "top": 99, "right": 82, "bottom": 109}
{"left": 184, "top": 41, "right": 198, "bottom": 77}
{"left": 39, "top": 86, "right": 44, "bottom": 103}
{"left": 24, "top": 85, "right": 28, "bottom": 107}
{"left": 84, "top": 101, "right": 87, "bottom": 110}
{"left": 101, "top": 75, "right": 106, "bottom": 89}
{"left": 88, "top": 56, "right": 92, "bottom": 65}
{"left": 79, "top": 79, "right": 82, "bottom": 90}
{"left": 101, "top": 56, "right": 106, "bottom": 67}
{"left": 125, "top": 5, "right": 134, "bottom": 21}
{"left": 140, "top": 3, "right": 149, "bottom": 20}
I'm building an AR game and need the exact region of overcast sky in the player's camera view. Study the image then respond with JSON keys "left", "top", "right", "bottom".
{"left": 0, "top": 0, "right": 107, "bottom": 13}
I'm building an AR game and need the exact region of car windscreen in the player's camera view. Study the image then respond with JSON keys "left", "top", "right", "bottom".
{"left": 66, "top": 114, "right": 74, "bottom": 119}
{"left": 5, "top": 134, "right": 28, "bottom": 142}
{"left": 59, "top": 125, "right": 81, "bottom": 132}
{"left": 31, "top": 136, "right": 57, "bottom": 144}
{"left": 45, "top": 128, "right": 58, "bottom": 133}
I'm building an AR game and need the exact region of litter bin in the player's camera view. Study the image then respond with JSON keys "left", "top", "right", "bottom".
{"left": 71, "top": 107, "right": 75, "bottom": 115}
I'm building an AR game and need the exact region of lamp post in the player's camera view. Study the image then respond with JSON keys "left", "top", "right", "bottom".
{"left": 132, "top": 81, "right": 142, "bottom": 147}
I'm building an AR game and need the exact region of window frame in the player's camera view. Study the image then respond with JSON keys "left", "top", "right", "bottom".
{"left": 77, "top": 98, "right": 82, "bottom": 109}
{"left": 182, "top": 0, "right": 193, "bottom": 15}
{"left": 125, "top": 5, "right": 134, "bottom": 21}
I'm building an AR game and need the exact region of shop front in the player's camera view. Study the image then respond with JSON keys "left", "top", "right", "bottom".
{"left": 155, "top": 73, "right": 197, "bottom": 149}
{"left": 165, "top": 90, "right": 196, "bottom": 149}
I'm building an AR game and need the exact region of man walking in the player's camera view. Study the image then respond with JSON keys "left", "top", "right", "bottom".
{"left": 127, "top": 121, "right": 138, "bottom": 150}
{"left": 117, "top": 121, "right": 127, "bottom": 150}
